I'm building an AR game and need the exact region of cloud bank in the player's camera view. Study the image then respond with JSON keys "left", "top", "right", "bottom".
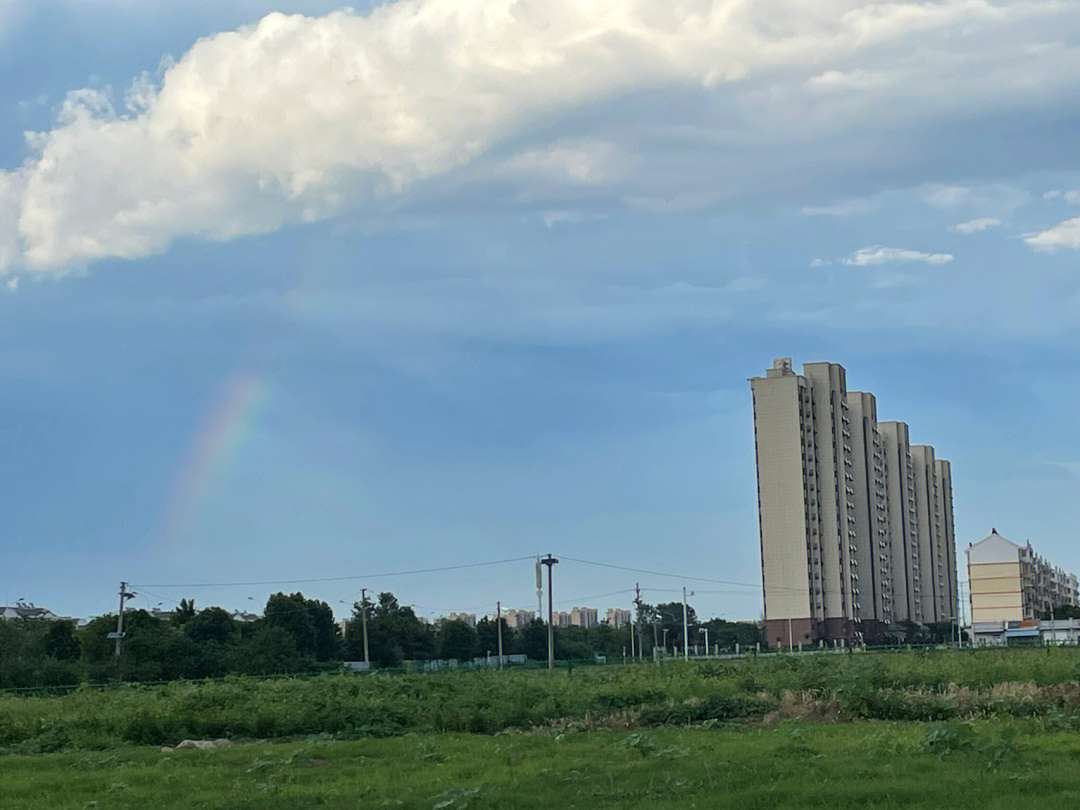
{"left": 0, "top": 0, "right": 1063, "bottom": 276}
{"left": 842, "top": 246, "right": 953, "bottom": 266}
{"left": 1025, "top": 218, "right": 1080, "bottom": 251}
{"left": 953, "top": 217, "right": 1000, "bottom": 233}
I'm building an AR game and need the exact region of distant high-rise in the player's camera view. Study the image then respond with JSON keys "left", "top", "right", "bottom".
{"left": 750, "top": 358, "right": 957, "bottom": 646}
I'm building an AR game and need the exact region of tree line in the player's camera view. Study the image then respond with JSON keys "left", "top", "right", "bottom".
{"left": 0, "top": 591, "right": 763, "bottom": 689}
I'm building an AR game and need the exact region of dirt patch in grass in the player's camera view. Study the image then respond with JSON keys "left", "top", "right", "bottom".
{"left": 761, "top": 690, "right": 840, "bottom": 726}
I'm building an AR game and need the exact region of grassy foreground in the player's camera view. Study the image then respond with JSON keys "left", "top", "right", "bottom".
{"left": 7, "top": 647, "right": 1080, "bottom": 753}
{"left": 4, "top": 721, "right": 1080, "bottom": 809}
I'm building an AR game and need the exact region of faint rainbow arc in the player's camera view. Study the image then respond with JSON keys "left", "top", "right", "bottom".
{"left": 158, "top": 371, "right": 272, "bottom": 543}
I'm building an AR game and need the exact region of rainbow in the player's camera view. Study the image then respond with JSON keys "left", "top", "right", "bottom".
{"left": 158, "top": 371, "right": 272, "bottom": 544}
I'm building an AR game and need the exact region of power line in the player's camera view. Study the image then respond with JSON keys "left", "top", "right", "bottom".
{"left": 133, "top": 555, "right": 537, "bottom": 589}
{"left": 554, "top": 587, "right": 634, "bottom": 606}
{"left": 557, "top": 556, "right": 761, "bottom": 589}
{"left": 559, "top": 555, "right": 854, "bottom": 596}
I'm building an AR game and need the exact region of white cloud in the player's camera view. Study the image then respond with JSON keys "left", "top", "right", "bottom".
{"left": 0, "top": 170, "right": 24, "bottom": 273}
{"left": 923, "top": 184, "right": 975, "bottom": 208}
{"left": 541, "top": 209, "right": 608, "bottom": 228}
{"left": 953, "top": 217, "right": 1001, "bottom": 233}
{"left": 842, "top": 246, "right": 954, "bottom": 266}
{"left": 0, "top": 0, "right": 1063, "bottom": 276}
{"left": 802, "top": 198, "right": 877, "bottom": 216}
{"left": 1024, "top": 218, "right": 1080, "bottom": 251}
{"left": 498, "top": 140, "right": 631, "bottom": 188}
{"left": 1043, "top": 189, "right": 1080, "bottom": 202}
{"left": 805, "top": 69, "right": 890, "bottom": 93}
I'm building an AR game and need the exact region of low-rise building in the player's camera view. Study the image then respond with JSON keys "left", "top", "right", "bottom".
{"left": 970, "top": 617, "right": 1080, "bottom": 646}
{"left": 0, "top": 602, "right": 63, "bottom": 621}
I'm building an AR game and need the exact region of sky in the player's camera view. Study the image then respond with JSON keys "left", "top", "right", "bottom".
{"left": 3, "top": 0, "right": 1080, "bottom": 623}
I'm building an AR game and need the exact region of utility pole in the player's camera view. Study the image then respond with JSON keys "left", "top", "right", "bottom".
{"left": 540, "top": 554, "right": 559, "bottom": 671}
{"left": 360, "top": 588, "right": 370, "bottom": 667}
{"left": 536, "top": 558, "right": 544, "bottom": 619}
{"left": 629, "top": 599, "right": 635, "bottom": 660}
{"left": 634, "top": 582, "right": 644, "bottom": 659}
{"left": 682, "top": 587, "right": 690, "bottom": 661}
{"left": 112, "top": 582, "right": 136, "bottom": 657}
{"left": 700, "top": 626, "right": 709, "bottom": 658}
{"left": 496, "top": 601, "right": 504, "bottom": 670}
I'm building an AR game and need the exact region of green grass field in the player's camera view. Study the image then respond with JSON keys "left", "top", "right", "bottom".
{"left": 4, "top": 721, "right": 1080, "bottom": 809}
{"left": 7, "top": 649, "right": 1080, "bottom": 807}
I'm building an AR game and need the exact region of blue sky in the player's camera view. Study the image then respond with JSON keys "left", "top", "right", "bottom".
{"left": 3, "top": 0, "right": 1080, "bottom": 622}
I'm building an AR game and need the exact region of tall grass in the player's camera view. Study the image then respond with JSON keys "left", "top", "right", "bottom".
{"left": 4, "top": 647, "right": 1080, "bottom": 754}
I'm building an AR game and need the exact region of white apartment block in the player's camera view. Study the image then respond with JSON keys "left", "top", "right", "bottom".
{"left": 751, "top": 358, "right": 957, "bottom": 647}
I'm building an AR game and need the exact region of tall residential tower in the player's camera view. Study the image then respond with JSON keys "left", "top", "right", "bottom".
{"left": 751, "top": 358, "right": 957, "bottom": 646}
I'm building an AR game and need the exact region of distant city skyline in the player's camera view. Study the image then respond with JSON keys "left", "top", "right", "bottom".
{"left": 5, "top": 2, "right": 1080, "bottom": 622}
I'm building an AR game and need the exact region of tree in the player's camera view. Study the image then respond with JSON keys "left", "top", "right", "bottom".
{"left": 476, "top": 617, "right": 515, "bottom": 658}
{"left": 183, "top": 607, "right": 237, "bottom": 645}
{"left": 654, "top": 602, "right": 698, "bottom": 654}
{"left": 232, "top": 625, "right": 301, "bottom": 675}
{"left": 555, "top": 625, "right": 592, "bottom": 660}
{"left": 172, "top": 599, "right": 196, "bottom": 626}
{"left": 44, "top": 620, "right": 81, "bottom": 661}
{"left": 518, "top": 619, "right": 549, "bottom": 661}
{"left": 702, "top": 619, "right": 762, "bottom": 652}
{"left": 438, "top": 620, "right": 479, "bottom": 662}
{"left": 263, "top": 592, "right": 340, "bottom": 661}
{"left": 1049, "top": 604, "right": 1080, "bottom": 620}
{"left": 344, "top": 592, "right": 435, "bottom": 667}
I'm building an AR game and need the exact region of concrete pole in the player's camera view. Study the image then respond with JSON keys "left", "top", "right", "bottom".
{"left": 360, "top": 588, "right": 370, "bottom": 666}
{"left": 682, "top": 587, "right": 690, "bottom": 661}
{"left": 540, "top": 555, "right": 559, "bottom": 670}
{"left": 114, "top": 582, "right": 131, "bottom": 657}
{"left": 496, "top": 600, "right": 504, "bottom": 670}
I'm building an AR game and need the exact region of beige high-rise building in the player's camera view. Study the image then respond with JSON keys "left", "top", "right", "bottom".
{"left": 570, "top": 606, "right": 598, "bottom": 628}
{"left": 879, "top": 421, "right": 923, "bottom": 625}
{"left": 751, "top": 358, "right": 957, "bottom": 646}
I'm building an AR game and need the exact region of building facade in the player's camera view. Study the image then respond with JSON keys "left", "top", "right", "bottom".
{"left": 570, "top": 607, "right": 598, "bottom": 628}
{"left": 751, "top": 358, "right": 957, "bottom": 647}
{"left": 502, "top": 609, "right": 535, "bottom": 629}
{"left": 605, "top": 608, "right": 631, "bottom": 628}
{"left": 968, "top": 529, "right": 1079, "bottom": 632}
{"left": 447, "top": 612, "right": 477, "bottom": 628}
